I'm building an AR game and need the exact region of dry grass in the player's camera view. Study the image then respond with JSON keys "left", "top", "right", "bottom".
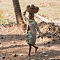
{"left": 0, "top": 0, "right": 60, "bottom": 24}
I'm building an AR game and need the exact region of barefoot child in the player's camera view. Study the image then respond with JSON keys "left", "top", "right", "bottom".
{"left": 23, "top": 4, "right": 41, "bottom": 57}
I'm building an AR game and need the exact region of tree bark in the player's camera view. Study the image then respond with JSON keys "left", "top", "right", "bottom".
{"left": 12, "top": 0, "right": 24, "bottom": 25}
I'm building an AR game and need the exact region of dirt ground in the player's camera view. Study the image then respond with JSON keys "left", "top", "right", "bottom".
{"left": 0, "top": 19, "right": 60, "bottom": 60}
{"left": 0, "top": 34, "right": 60, "bottom": 60}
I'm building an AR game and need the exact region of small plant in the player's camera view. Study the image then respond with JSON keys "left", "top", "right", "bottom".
{"left": 0, "top": 18, "right": 8, "bottom": 24}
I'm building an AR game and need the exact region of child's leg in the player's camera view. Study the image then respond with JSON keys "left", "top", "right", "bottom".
{"left": 28, "top": 44, "right": 31, "bottom": 57}
{"left": 32, "top": 45, "right": 38, "bottom": 53}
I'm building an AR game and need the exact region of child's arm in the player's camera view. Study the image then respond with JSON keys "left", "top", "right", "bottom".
{"left": 35, "top": 22, "right": 41, "bottom": 33}
{"left": 35, "top": 22, "right": 41, "bottom": 37}
{"left": 23, "top": 10, "right": 28, "bottom": 24}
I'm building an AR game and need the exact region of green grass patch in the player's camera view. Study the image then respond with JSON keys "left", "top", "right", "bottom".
{"left": 0, "top": 18, "right": 8, "bottom": 24}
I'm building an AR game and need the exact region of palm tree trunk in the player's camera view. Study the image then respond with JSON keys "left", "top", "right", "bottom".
{"left": 12, "top": 0, "right": 23, "bottom": 25}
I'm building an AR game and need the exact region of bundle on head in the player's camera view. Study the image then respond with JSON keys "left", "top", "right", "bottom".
{"left": 26, "top": 4, "right": 39, "bottom": 13}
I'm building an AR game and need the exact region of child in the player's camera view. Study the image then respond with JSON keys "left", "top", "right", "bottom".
{"left": 23, "top": 4, "right": 41, "bottom": 57}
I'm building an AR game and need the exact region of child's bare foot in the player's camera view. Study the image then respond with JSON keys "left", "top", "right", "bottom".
{"left": 28, "top": 54, "right": 30, "bottom": 57}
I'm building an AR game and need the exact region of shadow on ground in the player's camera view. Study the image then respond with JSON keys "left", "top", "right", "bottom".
{"left": 23, "top": 50, "right": 60, "bottom": 60}
{"left": 0, "top": 34, "right": 26, "bottom": 41}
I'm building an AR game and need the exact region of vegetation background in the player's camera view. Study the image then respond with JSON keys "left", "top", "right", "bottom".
{"left": 0, "top": 0, "right": 60, "bottom": 24}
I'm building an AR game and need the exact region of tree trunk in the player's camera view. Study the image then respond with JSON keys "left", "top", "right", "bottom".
{"left": 12, "top": 0, "right": 24, "bottom": 25}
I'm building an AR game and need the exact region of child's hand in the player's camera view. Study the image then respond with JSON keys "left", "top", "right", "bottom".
{"left": 37, "top": 33, "right": 43, "bottom": 39}
{"left": 37, "top": 35, "right": 40, "bottom": 38}
{"left": 37, "top": 33, "right": 40, "bottom": 38}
